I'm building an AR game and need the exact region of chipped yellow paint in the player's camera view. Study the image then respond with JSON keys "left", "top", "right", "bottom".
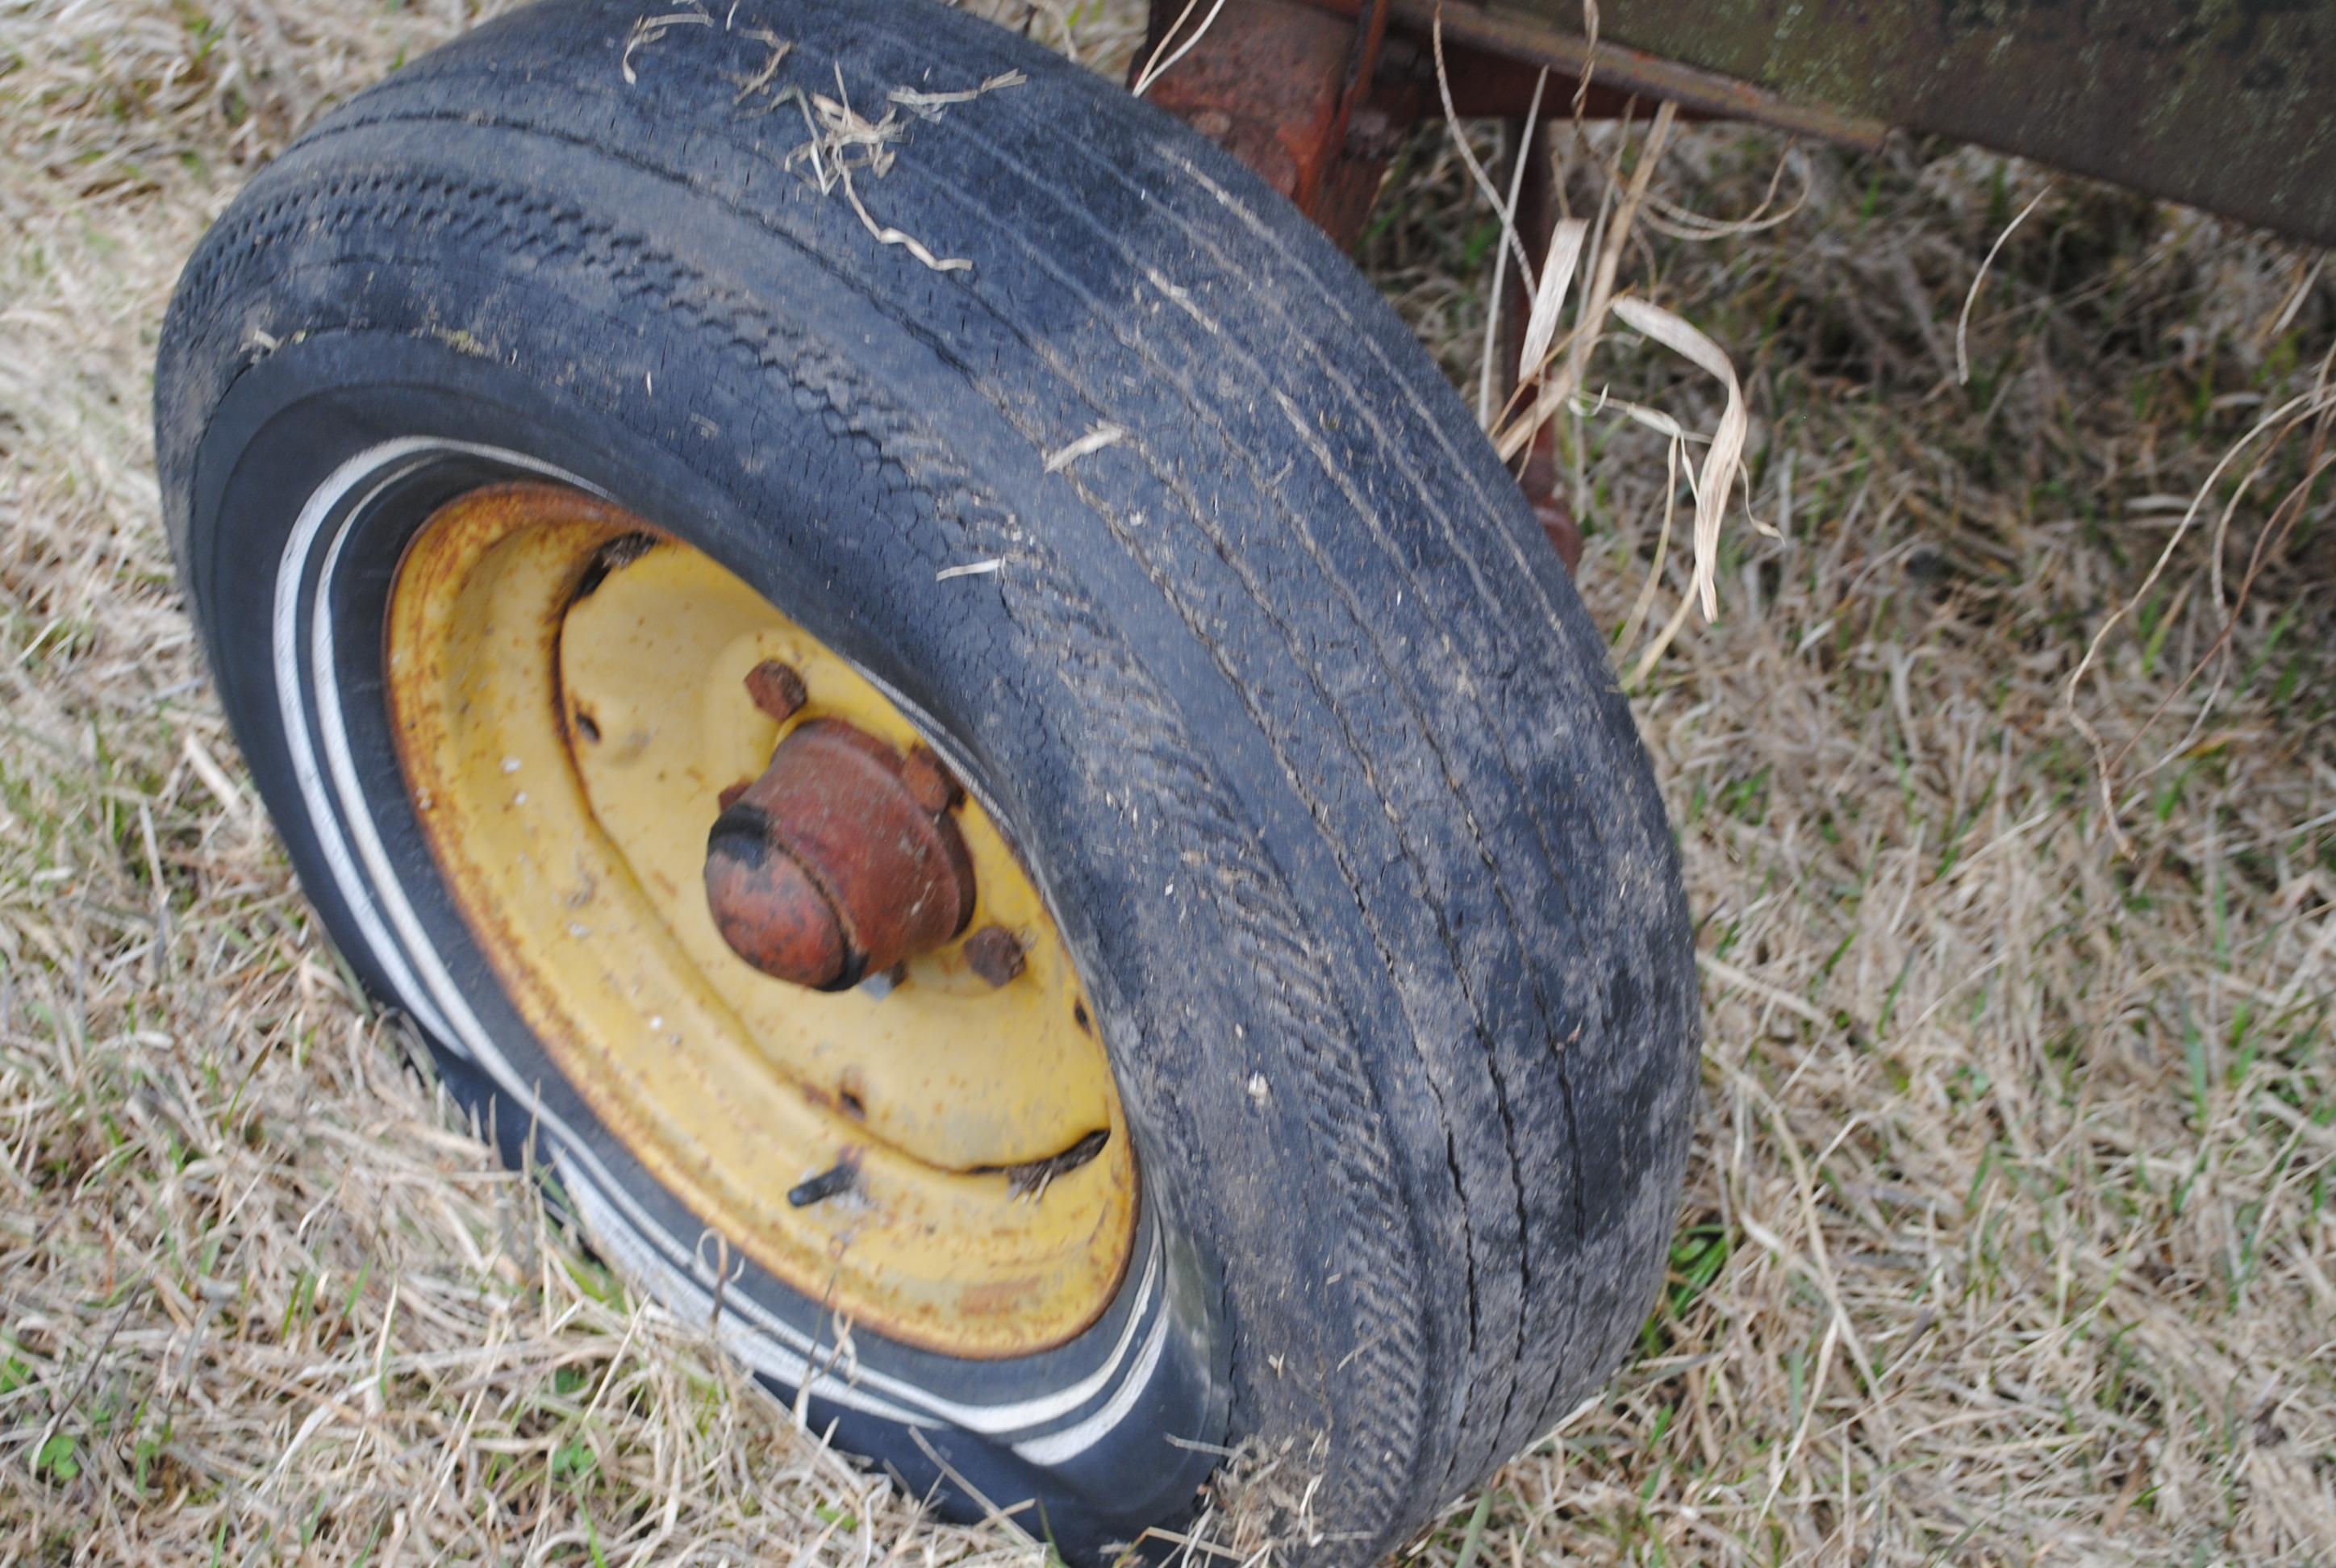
{"left": 385, "top": 482, "right": 1134, "bottom": 1356}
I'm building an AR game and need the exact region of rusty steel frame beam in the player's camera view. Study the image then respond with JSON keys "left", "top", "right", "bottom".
{"left": 1135, "top": 0, "right": 1792, "bottom": 248}
{"left": 1138, "top": 0, "right": 1413, "bottom": 248}
{"left": 1310, "top": 0, "right": 1888, "bottom": 149}
{"left": 1337, "top": 0, "right": 2334, "bottom": 245}
{"left": 1151, "top": 0, "right": 2336, "bottom": 245}
{"left": 1142, "top": 0, "right": 2334, "bottom": 584}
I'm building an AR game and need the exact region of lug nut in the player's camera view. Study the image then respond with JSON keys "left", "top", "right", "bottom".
{"left": 899, "top": 745, "right": 962, "bottom": 814}
{"left": 1191, "top": 108, "right": 1234, "bottom": 143}
{"left": 964, "top": 925, "right": 1026, "bottom": 987}
{"left": 744, "top": 659, "right": 807, "bottom": 721}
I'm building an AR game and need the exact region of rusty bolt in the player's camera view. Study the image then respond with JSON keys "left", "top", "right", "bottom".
{"left": 786, "top": 1157, "right": 857, "bottom": 1207}
{"left": 964, "top": 925, "right": 1027, "bottom": 987}
{"left": 744, "top": 659, "right": 808, "bottom": 722}
{"left": 1374, "top": 35, "right": 1420, "bottom": 84}
{"left": 899, "top": 745, "right": 962, "bottom": 814}
{"left": 1344, "top": 105, "right": 1403, "bottom": 163}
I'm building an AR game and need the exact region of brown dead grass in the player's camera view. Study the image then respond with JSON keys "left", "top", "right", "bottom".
{"left": 2, "top": 0, "right": 2334, "bottom": 1562}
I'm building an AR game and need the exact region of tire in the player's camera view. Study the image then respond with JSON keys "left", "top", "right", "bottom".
{"left": 154, "top": 1, "right": 1701, "bottom": 1559}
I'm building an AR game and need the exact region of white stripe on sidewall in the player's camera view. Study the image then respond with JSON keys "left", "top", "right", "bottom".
{"left": 567, "top": 1161, "right": 1170, "bottom": 1445}
{"left": 561, "top": 1162, "right": 932, "bottom": 1428}
{"left": 274, "top": 446, "right": 465, "bottom": 1054}
{"left": 1013, "top": 1288, "right": 1173, "bottom": 1466}
{"left": 274, "top": 438, "right": 1163, "bottom": 1448}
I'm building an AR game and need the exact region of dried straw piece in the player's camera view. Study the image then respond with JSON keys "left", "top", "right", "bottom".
{"left": 1131, "top": 0, "right": 1231, "bottom": 97}
{"left": 1042, "top": 423, "right": 1128, "bottom": 473}
{"left": 1610, "top": 293, "right": 1746, "bottom": 623}
{"left": 728, "top": 27, "right": 790, "bottom": 105}
{"left": 1519, "top": 215, "right": 1588, "bottom": 384}
{"left": 786, "top": 64, "right": 972, "bottom": 273}
{"left": 1476, "top": 71, "right": 1550, "bottom": 427}
{"left": 620, "top": 5, "right": 711, "bottom": 85}
{"left": 1956, "top": 183, "right": 2051, "bottom": 384}
{"left": 889, "top": 69, "right": 1025, "bottom": 116}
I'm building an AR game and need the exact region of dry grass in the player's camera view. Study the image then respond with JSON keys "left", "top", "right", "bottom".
{"left": 3, "top": 0, "right": 2334, "bottom": 1562}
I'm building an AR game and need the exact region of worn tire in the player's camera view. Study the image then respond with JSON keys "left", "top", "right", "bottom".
{"left": 156, "top": 0, "right": 1700, "bottom": 1559}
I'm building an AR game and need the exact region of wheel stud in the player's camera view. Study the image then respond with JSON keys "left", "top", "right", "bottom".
{"left": 786, "top": 1157, "right": 857, "bottom": 1207}
{"left": 964, "top": 925, "right": 1026, "bottom": 987}
{"left": 899, "top": 745, "right": 962, "bottom": 814}
{"left": 744, "top": 659, "right": 807, "bottom": 721}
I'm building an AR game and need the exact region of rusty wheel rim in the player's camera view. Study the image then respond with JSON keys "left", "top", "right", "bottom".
{"left": 383, "top": 481, "right": 1137, "bottom": 1356}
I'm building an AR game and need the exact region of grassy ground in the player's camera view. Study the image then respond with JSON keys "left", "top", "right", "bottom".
{"left": 3, "top": 0, "right": 2334, "bottom": 1562}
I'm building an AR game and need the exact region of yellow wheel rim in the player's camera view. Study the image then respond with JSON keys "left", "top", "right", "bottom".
{"left": 385, "top": 482, "right": 1137, "bottom": 1356}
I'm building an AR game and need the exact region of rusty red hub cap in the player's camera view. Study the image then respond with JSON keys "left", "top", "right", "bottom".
{"left": 704, "top": 718, "right": 977, "bottom": 990}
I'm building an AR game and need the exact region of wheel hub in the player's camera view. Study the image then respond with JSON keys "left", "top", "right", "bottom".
{"left": 381, "top": 480, "right": 1137, "bottom": 1355}
{"left": 704, "top": 717, "right": 977, "bottom": 989}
